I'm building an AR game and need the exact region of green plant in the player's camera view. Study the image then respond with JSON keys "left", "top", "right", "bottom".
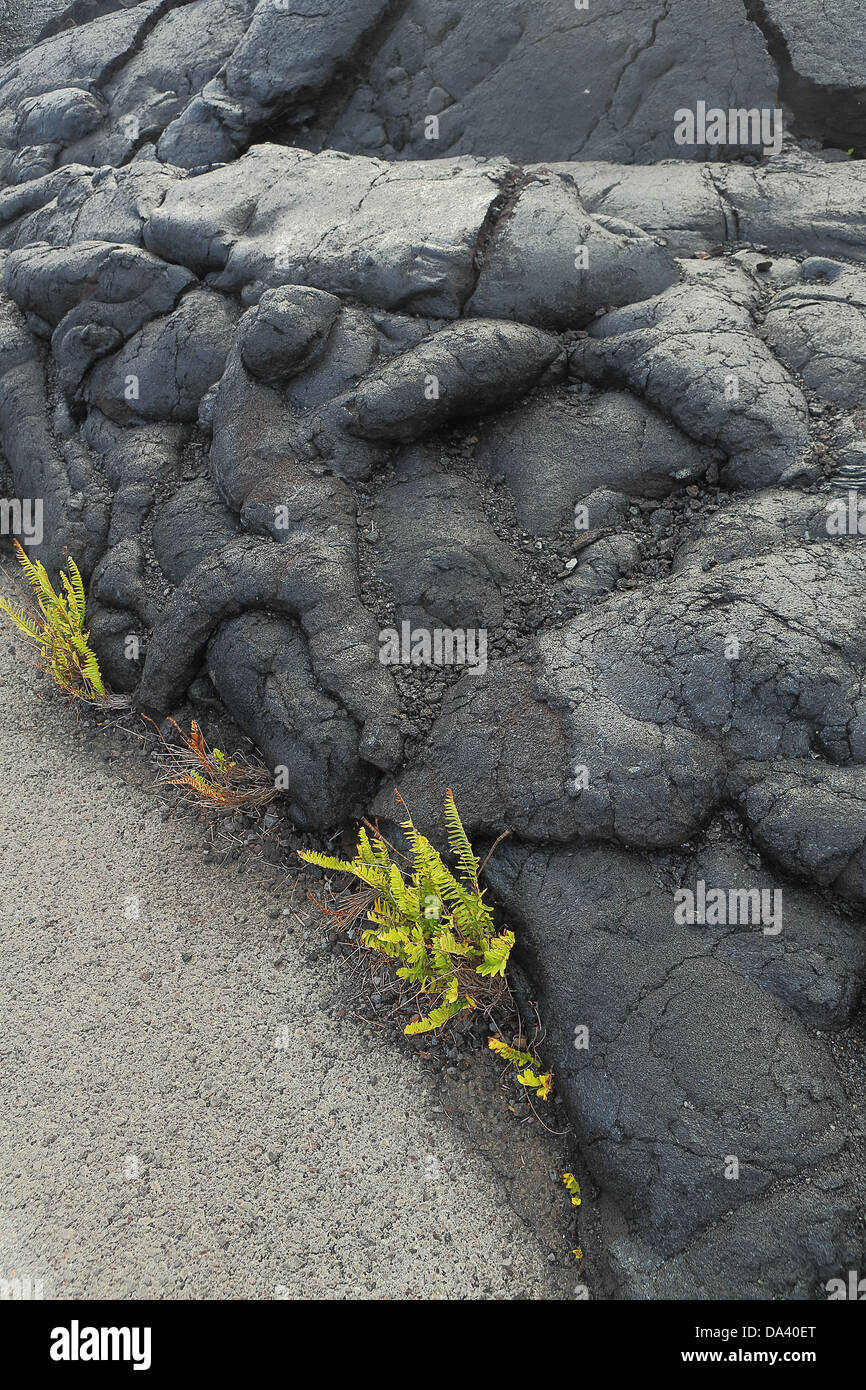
{"left": 0, "top": 539, "right": 105, "bottom": 700}
{"left": 562, "top": 1172, "right": 582, "bottom": 1207}
{"left": 299, "top": 791, "right": 552, "bottom": 1098}
{"left": 488, "top": 1036, "right": 552, "bottom": 1099}
{"left": 299, "top": 790, "right": 516, "bottom": 1033}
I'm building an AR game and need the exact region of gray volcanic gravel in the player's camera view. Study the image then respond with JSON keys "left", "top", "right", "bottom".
{"left": 1, "top": 0, "right": 866, "bottom": 1301}
{"left": 0, "top": 621, "right": 574, "bottom": 1299}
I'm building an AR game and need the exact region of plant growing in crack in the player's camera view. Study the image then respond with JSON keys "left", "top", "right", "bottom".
{"left": 562, "top": 1171, "right": 582, "bottom": 1207}
{"left": 148, "top": 716, "right": 277, "bottom": 810}
{"left": 299, "top": 789, "right": 552, "bottom": 1098}
{"left": 0, "top": 540, "right": 114, "bottom": 704}
{"left": 488, "top": 1036, "right": 552, "bottom": 1099}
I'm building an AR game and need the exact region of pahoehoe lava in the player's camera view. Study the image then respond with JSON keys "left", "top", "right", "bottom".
{"left": 2, "top": 0, "right": 866, "bottom": 1299}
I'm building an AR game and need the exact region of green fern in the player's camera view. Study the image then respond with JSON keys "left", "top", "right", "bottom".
{"left": 299, "top": 791, "right": 513, "bottom": 1034}
{"left": 300, "top": 793, "right": 552, "bottom": 1098}
{"left": 444, "top": 788, "right": 480, "bottom": 890}
{"left": 0, "top": 540, "right": 105, "bottom": 700}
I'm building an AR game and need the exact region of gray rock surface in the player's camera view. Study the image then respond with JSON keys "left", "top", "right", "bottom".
{"left": 475, "top": 389, "right": 712, "bottom": 534}
{"left": 749, "top": 0, "right": 866, "bottom": 148}
{"left": 570, "top": 282, "right": 810, "bottom": 488}
{"left": 485, "top": 839, "right": 864, "bottom": 1298}
{"left": 764, "top": 258, "right": 866, "bottom": 408}
{"left": 466, "top": 171, "right": 678, "bottom": 329}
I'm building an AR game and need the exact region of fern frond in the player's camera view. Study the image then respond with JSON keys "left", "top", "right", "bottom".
{"left": 404, "top": 993, "right": 468, "bottom": 1035}
{"left": 11, "top": 540, "right": 43, "bottom": 595}
{"left": 489, "top": 1036, "right": 552, "bottom": 1099}
{"left": 517, "top": 1068, "right": 552, "bottom": 1099}
{"left": 59, "top": 570, "right": 81, "bottom": 626}
{"left": 66, "top": 557, "right": 86, "bottom": 623}
{"left": 81, "top": 650, "right": 105, "bottom": 695}
{"left": 476, "top": 929, "right": 514, "bottom": 978}
{"left": 488, "top": 1037, "right": 537, "bottom": 1068}
{"left": 562, "top": 1172, "right": 581, "bottom": 1205}
{"left": 444, "top": 788, "right": 479, "bottom": 889}
{"left": 297, "top": 849, "right": 358, "bottom": 875}
{"left": 0, "top": 597, "right": 43, "bottom": 642}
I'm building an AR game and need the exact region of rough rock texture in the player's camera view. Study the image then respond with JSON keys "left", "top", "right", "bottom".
{"left": 475, "top": 390, "right": 714, "bottom": 534}
{"left": 570, "top": 282, "right": 811, "bottom": 489}
{"left": 764, "top": 258, "right": 866, "bottom": 408}
{"left": 485, "top": 840, "right": 864, "bottom": 1298}
{"left": 2, "top": 0, "right": 866, "bottom": 1301}
{"left": 1, "top": 0, "right": 859, "bottom": 171}
{"left": 311, "top": 0, "right": 779, "bottom": 165}
{"left": 748, "top": 0, "right": 866, "bottom": 149}
{"left": 466, "top": 171, "right": 679, "bottom": 329}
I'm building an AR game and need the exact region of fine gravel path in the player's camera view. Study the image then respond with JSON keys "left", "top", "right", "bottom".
{"left": 0, "top": 607, "right": 571, "bottom": 1300}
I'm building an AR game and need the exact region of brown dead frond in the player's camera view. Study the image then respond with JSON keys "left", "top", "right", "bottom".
{"left": 145, "top": 715, "right": 277, "bottom": 810}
